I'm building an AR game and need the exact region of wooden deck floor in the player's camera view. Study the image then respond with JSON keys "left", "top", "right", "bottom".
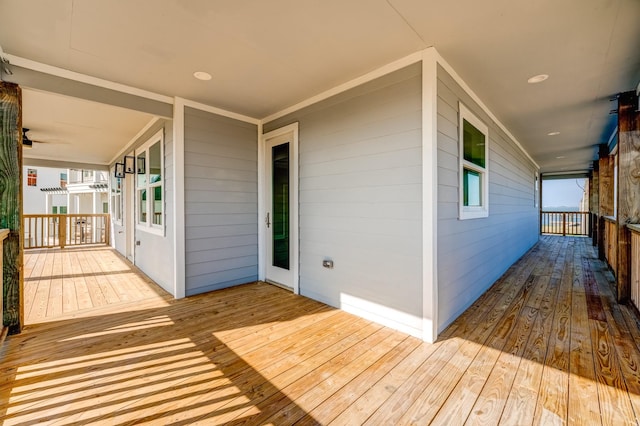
{"left": 2, "top": 236, "right": 640, "bottom": 424}
{"left": 22, "top": 246, "right": 170, "bottom": 324}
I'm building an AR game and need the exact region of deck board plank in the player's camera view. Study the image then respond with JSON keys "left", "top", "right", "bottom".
{"left": 566, "top": 240, "right": 602, "bottom": 425}
{"left": 4, "top": 237, "right": 640, "bottom": 425}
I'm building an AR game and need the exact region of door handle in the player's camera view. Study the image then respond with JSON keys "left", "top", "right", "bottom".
{"left": 265, "top": 212, "right": 270, "bottom": 228}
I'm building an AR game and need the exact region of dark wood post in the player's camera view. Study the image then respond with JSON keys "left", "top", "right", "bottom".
{"left": 598, "top": 146, "right": 612, "bottom": 261}
{"left": 616, "top": 90, "right": 640, "bottom": 303}
{"left": 0, "top": 82, "right": 23, "bottom": 334}
{"left": 591, "top": 160, "right": 599, "bottom": 246}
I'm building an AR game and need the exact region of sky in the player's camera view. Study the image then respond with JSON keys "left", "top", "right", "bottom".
{"left": 542, "top": 178, "right": 587, "bottom": 209}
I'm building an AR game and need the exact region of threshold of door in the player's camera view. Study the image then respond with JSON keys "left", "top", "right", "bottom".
{"left": 264, "top": 279, "right": 293, "bottom": 292}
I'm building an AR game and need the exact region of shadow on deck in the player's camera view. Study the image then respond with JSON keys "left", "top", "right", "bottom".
{"left": 1, "top": 237, "right": 639, "bottom": 424}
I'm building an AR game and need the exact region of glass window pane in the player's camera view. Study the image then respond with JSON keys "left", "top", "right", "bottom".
{"left": 149, "top": 141, "right": 161, "bottom": 183}
{"left": 152, "top": 186, "right": 162, "bottom": 226}
{"left": 463, "top": 119, "right": 486, "bottom": 168}
{"left": 272, "top": 143, "right": 290, "bottom": 270}
{"left": 138, "top": 189, "right": 147, "bottom": 223}
{"left": 464, "top": 168, "right": 482, "bottom": 207}
{"left": 137, "top": 151, "right": 147, "bottom": 187}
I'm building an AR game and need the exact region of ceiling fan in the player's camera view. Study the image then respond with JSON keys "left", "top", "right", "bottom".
{"left": 22, "top": 128, "right": 56, "bottom": 149}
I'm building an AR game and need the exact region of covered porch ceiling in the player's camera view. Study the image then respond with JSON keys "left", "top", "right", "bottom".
{"left": 0, "top": 0, "right": 639, "bottom": 174}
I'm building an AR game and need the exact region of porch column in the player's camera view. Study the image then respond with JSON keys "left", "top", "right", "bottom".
{"left": 615, "top": 90, "right": 640, "bottom": 302}
{"left": 597, "top": 145, "right": 612, "bottom": 261}
{"left": 0, "top": 82, "right": 23, "bottom": 334}
{"left": 591, "top": 160, "right": 599, "bottom": 246}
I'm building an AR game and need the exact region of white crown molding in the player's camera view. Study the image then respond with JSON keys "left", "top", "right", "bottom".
{"left": 431, "top": 48, "right": 540, "bottom": 170}
{"left": 262, "top": 51, "right": 423, "bottom": 124}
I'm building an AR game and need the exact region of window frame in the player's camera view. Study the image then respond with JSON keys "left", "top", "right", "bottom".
{"left": 458, "top": 102, "right": 489, "bottom": 220}
{"left": 534, "top": 171, "right": 539, "bottom": 208}
{"left": 135, "top": 130, "right": 164, "bottom": 236}
{"left": 110, "top": 166, "right": 123, "bottom": 226}
{"left": 27, "top": 168, "right": 37, "bottom": 187}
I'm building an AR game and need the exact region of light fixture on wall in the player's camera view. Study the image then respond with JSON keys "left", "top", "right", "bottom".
{"left": 124, "top": 156, "right": 135, "bottom": 174}
{"left": 114, "top": 163, "right": 125, "bottom": 178}
{"left": 136, "top": 157, "right": 145, "bottom": 174}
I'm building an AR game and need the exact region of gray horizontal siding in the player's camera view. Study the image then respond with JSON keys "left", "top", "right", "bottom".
{"left": 184, "top": 107, "right": 258, "bottom": 296}
{"left": 437, "top": 64, "right": 539, "bottom": 332}
{"left": 264, "top": 63, "right": 423, "bottom": 336}
{"left": 109, "top": 119, "right": 175, "bottom": 295}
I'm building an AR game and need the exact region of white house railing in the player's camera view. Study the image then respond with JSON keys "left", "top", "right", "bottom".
{"left": 23, "top": 214, "right": 110, "bottom": 249}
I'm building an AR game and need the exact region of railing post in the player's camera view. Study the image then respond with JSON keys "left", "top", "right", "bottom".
{"left": 105, "top": 214, "right": 110, "bottom": 246}
{"left": 59, "top": 216, "right": 66, "bottom": 249}
{"left": 562, "top": 213, "right": 566, "bottom": 236}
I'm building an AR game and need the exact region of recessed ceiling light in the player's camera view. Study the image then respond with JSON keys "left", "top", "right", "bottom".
{"left": 547, "top": 131, "right": 560, "bottom": 136}
{"left": 556, "top": 156, "right": 565, "bottom": 159}
{"left": 193, "top": 71, "right": 212, "bottom": 81}
{"left": 527, "top": 74, "right": 549, "bottom": 84}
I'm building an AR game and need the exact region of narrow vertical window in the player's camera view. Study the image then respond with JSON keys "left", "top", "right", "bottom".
{"left": 135, "top": 130, "right": 164, "bottom": 235}
{"left": 60, "top": 172, "right": 67, "bottom": 188}
{"left": 110, "top": 166, "right": 123, "bottom": 225}
{"left": 459, "top": 103, "right": 489, "bottom": 219}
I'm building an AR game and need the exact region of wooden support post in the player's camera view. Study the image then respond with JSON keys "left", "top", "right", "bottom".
{"left": 591, "top": 160, "right": 599, "bottom": 246}
{"left": 616, "top": 90, "right": 640, "bottom": 303}
{"left": 0, "top": 82, "right": 23, "bottom": 335}
{"left": 598, "top": 146, "right": 612, "bottom": 260}
{"left": 598, "top": 216, "right": 606, "bottom": 261}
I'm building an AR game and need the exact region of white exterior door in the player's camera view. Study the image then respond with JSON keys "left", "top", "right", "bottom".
{"left": 263, "top": 124, "right": 298, "bottom": 292}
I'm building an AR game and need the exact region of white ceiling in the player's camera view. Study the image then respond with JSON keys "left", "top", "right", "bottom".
{"left": 21, "top": 89, "right": 154, "bottom": 165}
{"left": 1, "top": 0, "right": 639, "bottom": 173}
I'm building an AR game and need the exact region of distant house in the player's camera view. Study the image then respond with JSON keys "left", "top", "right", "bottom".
{"left": 22, "top": 166, "right": 68, "bottom": 214}
{"left": 23, "top": 166, "right": 109, "bottom": 215}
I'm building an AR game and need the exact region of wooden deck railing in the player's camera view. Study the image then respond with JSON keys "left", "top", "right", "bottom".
{"left": 23, "top": 214, "right": 110, "bottom": 249}
{"left": 540, "top": 211, "right": 590, "bottom": 236}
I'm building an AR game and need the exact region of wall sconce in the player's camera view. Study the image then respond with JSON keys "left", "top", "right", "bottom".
{"left": 114, "top": 163, "right": 125, "bottom": 178}
{"left": 124, "top": 156, "right": 135, "bottom": 174}
{"left": 136, "top": 157, "right": 145, "bottom": 174}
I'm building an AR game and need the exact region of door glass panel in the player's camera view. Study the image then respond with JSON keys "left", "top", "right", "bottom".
{"left": 138, "top": 189, "right": 147, "bottom": 223}
{"left": 137, "top": 151, "right": 147, "bottom": 187}
{"left": 272, "top": 143, "right": 290, "bottom": 270}
{"left": 149, "top": 141, "right": 161, "bottom": 182}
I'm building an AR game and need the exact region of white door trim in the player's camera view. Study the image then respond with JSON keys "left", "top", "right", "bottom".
{"left": 126, "top": 149, "right": 136, "bottom": 264}
{"left": 259, "top": 122, "right": 299, "bottom": 294}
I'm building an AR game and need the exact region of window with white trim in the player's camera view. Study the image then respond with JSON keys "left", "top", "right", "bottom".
{"left": 110, "top": 167, "right": 123, "bottom": 225}
{"left": 136, "top": 130, "right": 164, "bottom": 235}
{"left": 459, "top": 103, "right": 489, "bottom": 219}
